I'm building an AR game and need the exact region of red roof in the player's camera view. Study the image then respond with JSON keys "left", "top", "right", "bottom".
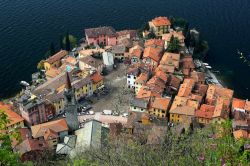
{"left": 151, "top": 17, "right": 171, "bottom": 27}
{"left": 90, "top": 72, "right": 103, "bottom": 83}
{"left": 0, "top": 102, "right": 24, "bottom": 127}
{"left": 195, "top": 104, "right": 215, "bottom": 119}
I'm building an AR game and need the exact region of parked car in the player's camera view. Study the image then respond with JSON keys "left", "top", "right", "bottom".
{"left": 122, "top": 112, "right": 129, "bottom": 117}
{"left": 112, "top": 111, "right": 119, "bottom": 116}
{"left": 59, "top": 110, "right": 65, "bottom": 115}
{"left": 89, "top": 111, "right": 95, "bottom": 115}
{"left": 47, "top": 115, "right": 54, "bottom": 120}
{"left": 102, "top": 110, "right": 112, "bottom": 115}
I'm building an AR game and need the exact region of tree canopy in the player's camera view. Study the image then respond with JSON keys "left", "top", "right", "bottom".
{"left": 167, "top": 35, "right": 181, "bottom": 53}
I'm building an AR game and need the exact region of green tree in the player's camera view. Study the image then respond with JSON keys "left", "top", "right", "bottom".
{"left": 147, "top": 32, "right": 156, "bottom": 39}
{"left": 64, "top": 32, "right": 77, "bottom": 51}
{"left": 0, "top": 110, "right": 23, "bottom": 166}
{"left": 167, "top": 35, "right": 181, "bottom": 53}
{"left": 37, "top": 60, "right": 45, "bottom": 70}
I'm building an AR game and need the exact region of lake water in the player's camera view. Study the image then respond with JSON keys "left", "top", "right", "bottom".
{"left": 0, "top": 0, "right": 250, "bottom": 99}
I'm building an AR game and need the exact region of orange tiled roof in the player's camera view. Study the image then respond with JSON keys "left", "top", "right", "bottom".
{"left": 45, "top": 67, "right": 61, "bottom": 78}
{"left": 233, "top": 129, "right": 249, "bottom": 140}
{"left": 151, "top": 97, "right": 171, "bottom": 110}
{"left": 143, "top": 47, "right": 163, "bottom": 62}
{"left": 160, "top": 52, "right": 180, "bottom": 68}
{"left": 0, "top": 102, "right": 24, "bottom": 127}
{"left": 46, "top": 50, "right": 68, "bottom": 64}
{"left": 155, "top": 70, "right": 169, "bottom": 83}
{"left": 206, "top": 85, "right": 234, "bottom": 103}
{"left": 136, "top": 86, "right": 161, "bottom": 99}
{"left": 170, "top": 96, "right": 189, "bottom": 111}
{"left": 90, "top": 71, "right": 103, "bottom": 83}
{"left": 145, "top": 39, "right": 165, "bottom": 48}
{"left": 63, "top": 56, "right": 77, "bottom": 65}
{"left": 170, "top": 106, "right": 195, "bottom": 116}
{"left": 162, "top": 30, "right": 185, "bottom": 42}
{"left": 187, "top": 99, "right": 200, "bottom": 109}
{"left": 31, "top": 119, "right": 68, "bottom": 139}
{"left": 245, "top": 101, "right": 250, "bottom": 111}
{"left": 151, "top": 16, "right": 171, "bottom": 27}
{"left": 135, "top": 73, "right": 148, "bottom": 84}
{"left": 232, "top": 98, "right": 246, "bottom": 110}
{"left": 195, "top": 104, "right": 215, "bottom": 119}
{"left": 131, "top": 48, "right": 142, "bottom": 58}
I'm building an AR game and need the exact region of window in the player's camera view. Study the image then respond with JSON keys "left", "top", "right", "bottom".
{"left": 162, "top": 111, "right": 165, "bottom": 114}
{"left": 134, "top": 76, "right": 136, "bottom": 79}
{"left": 134, "top": 107, "right": 136, "bottom": 110}
{"left": 172, "top": 114, "right": 174, "bottom": 117}
{"left": 141, "top": 109, "right": 143, "bottom": 111}
{"left": 128, "top": 75, "right": 131, "bottom": 78}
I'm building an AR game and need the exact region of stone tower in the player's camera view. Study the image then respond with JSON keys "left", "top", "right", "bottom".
{"left": 64, "top": 71, "right": 79, "bottom": 132}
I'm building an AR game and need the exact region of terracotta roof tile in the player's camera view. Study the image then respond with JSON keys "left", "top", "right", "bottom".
{"left": 233, "top": 129, "right": 249, "bottom": 140}
{"left": 145, "top": 39, "right": 164, "bottom": 48}
{"left": 143, "top": 47, "right": 163, "bottom": 62}
{"left": 135, "top": 73, "right": 148, "bottom": 84}
{"left": 46, "top": 50, "right": 68, "bottom": 64}
{"left": 151, "top": 97, "right": 171, "bottom": 110}
{"left": 195, "top": 104, "right": 215, "bottom": 119}
{"left": 31, "top": 119, "right": 68, "bottom": 139}
{"left": 90, "top": 71, "right": 103, "bottom": 83}
{"left": 162, "top": 30, "right": 185, "bottom": 42}
{"left": 245, "top": 101, "right": 250, "bottom": 112}
{"left": 151, "top": 16, "right": 171, "bottom": 27}
{"left": 0, "top": 102, "right": 24, "bottom": 127}
{"left": 232, "top": 98, "right": 246, "bottom": 110}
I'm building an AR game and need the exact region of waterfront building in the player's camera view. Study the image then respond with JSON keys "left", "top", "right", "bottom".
{"left": 149, "top": 16, "right": 171, "bottom": 37}
{"left": 116, "top": 30, "right": 137, "bottom": 44}
{"left": 85, "top": 26, "right": 117, "bottom": 46}
{"left": 162, "top": 30, "right": 185, "bottom": 49}
{"left": 44, "top": 50, "right": 68, "bottom": 71}
{"left": 79, "top": 55, "right": 104, "bottom": 73}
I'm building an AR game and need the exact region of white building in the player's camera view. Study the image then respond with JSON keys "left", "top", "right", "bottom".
{"left": 102, "top": 51, "right": 114, "bottom": 70}
{"left": 127, "top": 68, "right": 140, "bottom": 89}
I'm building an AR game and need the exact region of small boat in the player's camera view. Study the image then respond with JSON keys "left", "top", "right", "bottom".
{"left": 20, "top": 81, "right": 30, "bottom": 87}
{"left": 206, "top": 66, "right": 212, "bottom": 69}
{"left": 203, "top": 63, "right": 209, "bottom": 66}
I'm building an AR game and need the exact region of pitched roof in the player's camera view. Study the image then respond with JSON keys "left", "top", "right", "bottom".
{"left": 232, "top": 98, "right": 246, "bottom": 110}
{"left": 45, "top": 67, "right": 61, "bottom": 78}
{"left": 245, "top": 101, "right": 250, "bottom": 111}
{"left": 170, "top": 106, "right": 195, "bottom": 116}
{"left": 143, "top": 47, "right": 163, "bottom": 62}
{"left": 162, "top": 30, "right": 185, "bottom": 42}
{"left": 85, "top": 26, "right": 116, "bottom": 38}
{"left": 15, "top": 139, "right": 48, "bottom": 155}
{"left": 177, "top": 83, "right": 193, "bottom": 97}
{"left": 46, "top": 50, "right": 68, "bottom": 64}
{"left": 144, "top": 39, "right": 165, "bottom": 48}
{"left": 136, "top": 86, "right": 161, "bottom": 99}
{"left": 195, "top": 104, "right": 215, "bottom": 119}
{"left": 233, "top": 129, "right": 249, "bottom": 140}
{"left": 79, "top": 56, "right": 103, "bottom": 69}
{"left": 151, "top": 16, "right": 171, "bottom": 27}
{"left": 131, "top": 48, "right": 142, "bottom": 58}
{"left": 135, "top": 73, "right": 148, "bottom": 84}
{"left": 151, "top": 97, "right": 171, "bottom": 110}
{"left": 31, "top": 119, "right": 68, "bottom": 139}
{"left": 90, "top": 71, "right": 103, "bottom": 83}
{"left": 130, "top": 98, "right": 149, "bottom": 109}
{"left": 0, "top": 102, "right": 24, "bottom": 127}
{"left": 170, "top": 96, "right": 189, "bottom": 111}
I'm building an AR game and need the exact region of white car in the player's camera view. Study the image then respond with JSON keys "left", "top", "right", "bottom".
{"left": 89, "top": 111, "right": 95, "bottom": 115}
{"left": 122, "top": 113, "right": 129, "bottom": 117}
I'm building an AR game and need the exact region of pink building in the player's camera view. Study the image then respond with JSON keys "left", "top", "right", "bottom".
{"left": 85, "top": 26, "right": 117, "bottom": 46}
{"left": 19, "top": 99, "right": 55, "bottom": 126}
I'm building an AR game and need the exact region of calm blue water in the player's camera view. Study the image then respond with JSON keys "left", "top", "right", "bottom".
{"left": 0, "top": 0, "right": 250, "bottom": 99}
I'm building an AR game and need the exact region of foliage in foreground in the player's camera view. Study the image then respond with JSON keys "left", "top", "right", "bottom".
{"left": 66, "top": 121, "right": 250, "bottom": 166}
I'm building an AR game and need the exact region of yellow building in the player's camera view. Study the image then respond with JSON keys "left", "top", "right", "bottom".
{"left": 149, "top": 97, "right": 171, "bottom": 118}
{"left": 44, "top": 50, "right": 68, "bottom": 71}
{"left": 169, "top": 106, "right": 195, "bottom": 123}
{"left": 0, "top": 102, "right": 24, "bottom": 132}
{"left": 149, "top": 16, "right": 171, "bottom": 37}
{"left": 90, "top": 71, "right": 104, "bottom": 92}
{"left": 135, "top": 73, "right": 148, "bottom": 94}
